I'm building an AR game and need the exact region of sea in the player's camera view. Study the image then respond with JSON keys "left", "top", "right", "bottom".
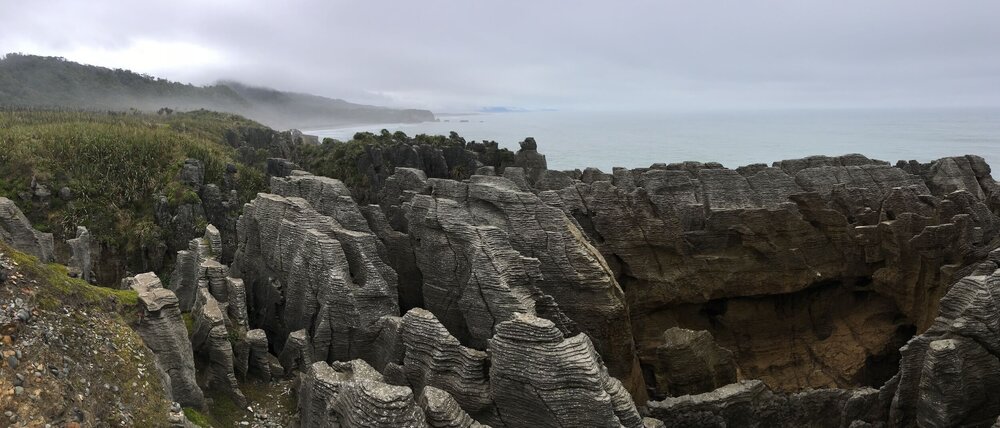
{"left": 303, "top": 108, "right": 1000, "bottom": 173}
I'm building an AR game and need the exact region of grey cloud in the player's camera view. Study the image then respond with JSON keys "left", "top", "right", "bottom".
{"left": 1, "top": 0, "right": 998, "bottom": 111}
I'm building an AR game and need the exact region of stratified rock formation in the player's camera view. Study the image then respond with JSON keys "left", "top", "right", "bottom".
{"left": 0, "top": 196, "right": 54, "bottom": 261}
{"left": 67, "top": 225, "right": 96, "bottom": 283}
{"left": 219, "top": 148, "right": 1000, "bottom": 427}
{"left": 298, "top": 360, "right": 428, "bottom": 428}
{"left": 651, "top": 327, "right": 737, "bottom": 397}
{"left": 647, "top": 380, "right": 884, "bottom": 427}
{"left": 488, "top": 313, "right": 645, "bottom": 428}
{"left": 231, "top": 171, "right": 399, "bottom": 366}
{"left": 386, "top": 171, "right": 646, "bottom": 399}
{"left": 887, "top": 251, "right": 1000, "bottom": 427}
{"left": 128, "top": 272, "right": 205, "bottom": 408}
{"left": 543, "top": 154, "right": 1000, "bottom": 395}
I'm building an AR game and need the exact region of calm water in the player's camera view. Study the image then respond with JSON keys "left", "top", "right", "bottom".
{"left": 304, "top": 108, "right": 1000, "bottom": 172}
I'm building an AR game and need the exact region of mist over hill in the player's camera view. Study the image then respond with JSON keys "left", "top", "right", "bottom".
{"left": 0, "top": 53, "right": 435, "bottom": 129}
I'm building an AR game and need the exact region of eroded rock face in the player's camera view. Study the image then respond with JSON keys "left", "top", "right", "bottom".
{"left": 651, "top": 327, "right": 737, "bottom": 397}
{"left": 542, "top": 154, "right": 1000, "bottom": 394}
{"left": 223, "top": 152, "right": 1000, "bottom": 428}
{"left": 488, "top": 313, "right": 645, "bottom": 428}
{"left": 128, "top": 272, "right": 204, "bottom": 408}
{"left": 647, "top": 380, "right": 885, "bottom": 428}
{"left": 0, "top": 197, "right": 54, "bottom": 261}
{"left": 67, "top": 225, "right": 95, "bottom": 283}
{"left": 191, "top": 287, "right": 247, "bottom": 407}
{"left": 298, "top": 360, "right": 429, "bottom": 428}
{"left": 231, "top": 172, "right": 399, "bottom": 366}
{"left": 384, "top": 171, "right": 646, "bottom": 400}
{"left": 888, "top": 254, "right": 1000, "bottom": 427}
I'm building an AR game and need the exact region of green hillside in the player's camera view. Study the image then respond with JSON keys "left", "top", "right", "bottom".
{"left": 0, "top": 54, "right": 435, "bottom": 129}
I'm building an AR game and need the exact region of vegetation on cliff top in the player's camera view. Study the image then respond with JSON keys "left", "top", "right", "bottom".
{"left": 0, "top": 108, "right": 268, "bottom": 279}
{"left": 293, "top": 129, "right": 517, "bottom": 197}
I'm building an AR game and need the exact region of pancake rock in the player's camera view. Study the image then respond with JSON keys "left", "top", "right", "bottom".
{"left": 419, "top": 386, "right": 490, "bottom": 428}
{"left": 887, "top": 252, "right": 1000, "bottom": 427}
{"left": 298, "top": 360, "right": 428, "bottom": 428}
{"left": 0, "top": 196, "right": 54, "bottom": 261}
{"left": 398, "top": 308, "right": 496, "bottom": 423}
{"left": 647, "top": 380, "right": 884, "bottom": 427}
{"left": 128, "top": 272, "right": 204, "bottom": 408}
{"left": 651, "top": 327, "right": 738, "bottom": 397}
{"left": 191, "top": 287, "right": 247, "bottom": 407}
{"left": 381, "top": 169, "right": 646, "bottom": 399}
{"left": 543, "top": 154, "right": 1000, "bottom": 393}
{"left": 231, "top": 172, "right": 398, "bottom": 365}
{"left": 488, "top": 313, "right": 645, "bottom": 428}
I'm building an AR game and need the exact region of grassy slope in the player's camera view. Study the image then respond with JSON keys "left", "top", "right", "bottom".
{"left": 0, "top": 109, "right": 268, "bottom": 278}
{"left": 0, "top": 243, "right": 173, "bottom": 426}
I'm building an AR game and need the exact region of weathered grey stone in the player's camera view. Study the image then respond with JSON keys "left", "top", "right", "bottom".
{"left": 191, "top": 288, "right": 246, "bottom": 407}
{"left": 67, "top": 226, "right": 95, "bottom": 283}
{"left": 299, "top": 360, "right": 428, "bottom": 428}
{"left": 130, "top": 273, "right": 204, "bottom": 408}
{"left": 0, "top": 197, "right": 54, "bottom": 261}
{"left": 231, "top": 190, "right": 399, "bottom": 365}
{"left": 488, "top": 313, "right": 644, "bottom": 428}
{"left": 652, "top": 328, "right": 737, "bottom": 396}
{"left": 418, "top": 386, "right": 489, "bottom": 428}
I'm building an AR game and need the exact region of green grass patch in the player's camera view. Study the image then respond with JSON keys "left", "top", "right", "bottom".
{"left": 0, "top": 108, "right": 271, "bottom": 284}
{"left": 5, "top": 243, "right": 138, "bottom": 313}
{"left": 184, "top": 407, "right": 213, "bottom": 428}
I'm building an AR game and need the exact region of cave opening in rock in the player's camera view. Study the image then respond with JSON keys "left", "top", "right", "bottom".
{"left": 633, "top": 276, "right": 917, "bottom": 397}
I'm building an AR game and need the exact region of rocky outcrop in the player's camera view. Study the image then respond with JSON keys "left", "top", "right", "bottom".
{"left": 398, "top": 308, "right": 495, "bottom": 423}
{"left": 191, "top": 287, "right": 247, "bottom": 407}
{"left": 488, "top": 313, "right": 645, "bottom": 428}
{"left": 128, "top": 272, "right": 204, "bottom": 408}
{"left": 887, "top": 253, "right": 1000, "bottom": 427}
{"left": 647, "top": 380, "right": 885, "bottom": 427}
{"left": 231, "top": 171, "right": 399, "bottom": 365}
{"left": 0, "top": 197, "right": 54, "bottom": 261}
{"left": 298, "top": 360, "right": 428, "bottom": 428}
{"left": 418, "top": 386, "right": 489, "bottom": 428}
{"left": 220, "top": 150, "right": 1000, "bottom": 428}
{"left": 383, "top": 170, "right": 646, "bottom": 400}
{"left": 650, "top": 327, "right": 737, "bottom": 397}
{"left": 540, "top": 154, "right": 1000, "bottom": 394}
{"left": 66, "top": 225, "right": 95, "bottom": 283}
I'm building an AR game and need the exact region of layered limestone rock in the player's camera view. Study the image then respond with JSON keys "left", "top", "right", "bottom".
{"left": 231, "top": 173, "right": 399, "bottom": 365}
{"left": 488, "top": 313, "right": 645, "bottom": 428}
{"left": 382, "top": 169, "right": 646, "bottom": 400}
{"left": 647, "top": 380, "right": 885, "bottom": 427}
{"left": 419, "top": 386, "right": 489, "bottom": 428}
{"left": 191, "top": 287, "right": 247, "bottom": 407}
{"left": 398, "top": 308, "right": 496, "bottom": 423}
{"left": 0, "top": 196, "right": 54, "bottom": 261}
{"left": 540, "top": 154, "right": 1000, "bottom": 393}
{"left": 67, "top": 225, "right": 95, "bottom": 283}
{"left": 298, "top": 360, "right": 428, "bottom": 428}
{"left": 887, "top": 254, "right": 1000, "bottom": 427}
{"left": 168, "top": 236, "right": 210, "bottom": 311}
{"left": 651, "top": 327, "right": 738, "bottom": 397}
{"left": 128, "top": 272, "right": 204, "bottom": 408}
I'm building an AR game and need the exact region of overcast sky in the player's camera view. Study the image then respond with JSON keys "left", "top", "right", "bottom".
{"left": 2, "top": 0, "right": 998, "bottom": 112}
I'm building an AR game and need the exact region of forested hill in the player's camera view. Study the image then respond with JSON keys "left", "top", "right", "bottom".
{"left": 0, "top": 53, "right": 435, "bottom": 129}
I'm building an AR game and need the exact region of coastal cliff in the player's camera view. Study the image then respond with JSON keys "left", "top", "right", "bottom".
{"left": 5, "top": 128, "right": 1000, "bottom": 426}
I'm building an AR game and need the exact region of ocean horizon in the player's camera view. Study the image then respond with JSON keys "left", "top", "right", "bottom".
{"left": 304, "top": 107, "right": 1000, "bottom": 172}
